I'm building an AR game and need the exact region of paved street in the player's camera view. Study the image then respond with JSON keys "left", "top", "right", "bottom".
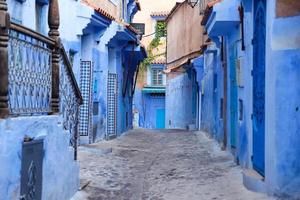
{"left": 73, "top": 129, "right": 273, "bottom": 200}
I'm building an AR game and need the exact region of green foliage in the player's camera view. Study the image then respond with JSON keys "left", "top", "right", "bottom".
{"left": 155, "top": 21, "right": 166, "bottom": 38}
{"left": 137, "top": 21, "right": 166, "bottom": 82}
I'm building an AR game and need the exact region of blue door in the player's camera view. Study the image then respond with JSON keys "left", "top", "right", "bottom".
{"left": 253, "top": 0, "right": 266, "bottom": 176}
{"left": 230, "top": 46, "right": 238, "bottom": 148}
{"left": 156, "top": 108, "right": 165, "bottom": 129}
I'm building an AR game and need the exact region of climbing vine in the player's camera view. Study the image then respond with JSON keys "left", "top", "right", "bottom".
{"left": 137, "top": 21, "right": 166, "bottom": 82}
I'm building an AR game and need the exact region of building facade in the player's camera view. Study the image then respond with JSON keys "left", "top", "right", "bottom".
{"left": 165, "top": 1, "right": 204, "bottom": 130}
{"left": 58, "top": 0, "right": 146, "bottom": 143}
{"left": 0, "top": 0, "right": 146, "bottom": 199}
{"left": 1, "top": 0, "right": 82, "bottom": 199}
{"left": 199, "top": 0, "right": 300, "bottom": 198}
{"left": 165, "top": 0, "right": 300, "bottom": 198}
{"left": 132, "top": 0, "right": 178, "bottom": 129}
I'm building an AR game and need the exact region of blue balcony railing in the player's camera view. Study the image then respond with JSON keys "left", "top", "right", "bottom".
{"left": 8, "top": 29, "right": 52, "bottom": 114}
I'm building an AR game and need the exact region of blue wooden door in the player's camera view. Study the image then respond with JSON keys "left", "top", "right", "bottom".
{"left": 156, "top": 108, "right": 165, "bottom": 129}
{"left": 253, "top": 0, "right": 266, "bottom": 176}
{"left": 230, "top": 46, "right": 238, "bottom": 148}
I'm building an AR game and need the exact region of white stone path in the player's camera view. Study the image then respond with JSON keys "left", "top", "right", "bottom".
{"left": 72, "top": 129, "right": 274, "bottom": 200}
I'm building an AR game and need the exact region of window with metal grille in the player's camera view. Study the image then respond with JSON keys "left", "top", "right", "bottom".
{"left": 152, "top": 69, "right": 163, "bottom": 86}
{"left": 107, "top": 73, "right": 118, "bottom": 138}
{"left": 79, "top": 61, "right": 93, "bottom": 137}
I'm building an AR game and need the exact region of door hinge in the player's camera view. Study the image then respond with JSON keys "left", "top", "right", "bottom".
{"left": 251, "top": 114, "right": 253, "bottom": 120}
{"left": 251, "top": 38, "right": 255, "bottom": 45}
{"left": 251, "top": 70, "right": 253, "bottom": 76}
{"left": 251, "top": 155, "right": 253, "bottom": 161}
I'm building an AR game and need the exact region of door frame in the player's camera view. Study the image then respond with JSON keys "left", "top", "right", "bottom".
{"left": 252, "top": 0, "right": 266, "bottom": 177}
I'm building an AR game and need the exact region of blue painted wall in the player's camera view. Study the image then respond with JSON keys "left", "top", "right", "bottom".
{"left": 134, "top": 91, "right": 165, "bottom": 129}
{"left": 264, "top": 2, "right": 300, "bottom": 197}
{"left": 165, "top": 67, "right": 198, "bottom": 129}
{"left": 133, "top": 63, "right": 166, "bottom": 129}
{"left": 200, "top": 44, "right": 224, "bottom": 142}
{"left": 6, "top": 0, "right": 143, "bottom": 143}
{"left": 200, "top": 0, "right": 300, "bottom": 198}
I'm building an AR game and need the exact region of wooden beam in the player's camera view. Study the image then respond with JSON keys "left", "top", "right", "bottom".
{"left": 48, "top": 0, "right": 60, "bottom": 113}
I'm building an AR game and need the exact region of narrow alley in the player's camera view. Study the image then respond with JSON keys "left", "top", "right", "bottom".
{"left": 73, "top": 129, "right": 272, "bottom": 200}
{"left": 1, "top": 0, "right": 299, "bottom": 199}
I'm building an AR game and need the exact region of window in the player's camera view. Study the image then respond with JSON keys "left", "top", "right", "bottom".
{"left": 93, "top": 79, "right": 98, "bottom": 96}
{"left": 93, "top": 102, "right": 99, "bottom": 115}
{"left": 213, "top": 73, "right": 218, "bottom": 91}
{"left": 155, "top": 21, "right": 166, "bottom": 38}
{"left": 152, "top": 68, "right": 163, "bottom": 86}
{"left": 239, "top": 99, "right": 243, "bottom": 121}
{"left": 35, "top": 2, "right": 44, "bottom": 33}
{"left": 121, "top": 0, "right": 126, "bottom": 21}
{"left": 69, "top": 50, "right": 76, "bottom": 67}
{"left": 11, "top": 2, "right": 23, "bottom": 24}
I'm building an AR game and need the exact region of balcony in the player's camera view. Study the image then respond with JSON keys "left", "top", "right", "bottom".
{"left": 0, "top": 0, "right": 82, "bottom": 159}
{"left": 201, "top": 0, "right": 240, "bottom": 37}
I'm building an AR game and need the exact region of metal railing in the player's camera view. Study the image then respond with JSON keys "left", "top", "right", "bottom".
{"left": 0, "top": 0, "right": 83, "bottom": 159}
{"left": 59, "top": 46, "right": 82, "bottom": 157}
{"left": 8, "top": 24, "right": 53, "bottom": 115}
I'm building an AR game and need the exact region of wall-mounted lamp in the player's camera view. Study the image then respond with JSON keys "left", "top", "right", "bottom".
{"left": 187, "top": 0, "right": 199, "bottom": 8}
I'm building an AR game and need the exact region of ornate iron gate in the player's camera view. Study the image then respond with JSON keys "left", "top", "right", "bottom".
{"left": 252, "top": 0, "right": 266, "bottom": 176}
{"left": 79, "top": 61, "right": 93, "bottom": 142}
{"left": 107, "top": 73, "right": 118, "bottom": 139}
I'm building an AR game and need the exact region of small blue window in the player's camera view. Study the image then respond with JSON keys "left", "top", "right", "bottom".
{"left": 213, "top": 73, "right": 218, "bottom": 91}
{"left": 239, "top": 99, "right": 243, "bottom": 121}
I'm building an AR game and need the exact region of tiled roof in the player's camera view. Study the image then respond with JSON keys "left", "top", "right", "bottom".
{"left": 81, "top": 0, "right": 116, "bottom": 21}
{"left": 150, "top": 11, "right": 170, "bottom": 17}
{"left": 124, "top": 23, "right": 140, "bottom": 35}
{"left": 151, "top": 59, "right": 166, "bottom": 65}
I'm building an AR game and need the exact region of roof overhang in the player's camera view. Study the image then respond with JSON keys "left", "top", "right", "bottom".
{"left": 142, "top": 86, "right": 166, "bottom": 94}
{"left": 165, "top": 50, "right": 202, "bottom": 73}
{"left": 202, "top": 0, "right": 240, "bottom": 37}
{"left": 82, "top": 10, "right": 112, "bottom": 35}
{"left": 107, "top": 25, "right": 139, "bottom": 47}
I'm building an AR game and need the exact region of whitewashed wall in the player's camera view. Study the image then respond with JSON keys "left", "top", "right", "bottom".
{"left": 0, "top": 116, "right": 79, "bottom": 200}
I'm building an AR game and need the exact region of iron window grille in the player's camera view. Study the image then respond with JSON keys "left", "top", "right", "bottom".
{"left": 151, "top": 68, "right": 163, "bottom": 86}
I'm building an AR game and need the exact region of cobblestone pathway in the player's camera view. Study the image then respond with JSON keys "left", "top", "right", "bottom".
{"left": 72, "top": 129, "right": 273, "bottom": 200}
